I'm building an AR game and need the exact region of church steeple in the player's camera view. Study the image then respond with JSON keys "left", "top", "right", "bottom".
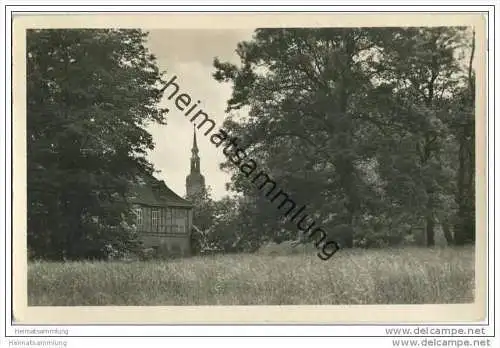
{"left": 192, "top": 126, "right": 199, "bottom": 154}
{"left": 191, "top": 128, "right": 200, "bottom": 173}
{"left": 190, "top": 126, "right": 200, "bottom": 174}
{"left": 186, "top": 126, "right": 206, "bottom": 198}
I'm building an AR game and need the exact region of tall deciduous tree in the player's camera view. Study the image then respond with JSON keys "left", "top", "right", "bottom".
{"left": 451, "top": 29, "right": 476, "bottom": 245}
{"left": 213, "top": 27, "right": 474, "bottom": 249}
{"left": 214, "top": 29, "right": 386, "bottom": 248}
{"left": 27, "top": 29, "right": 168, "bottom": 260}
{"left": 365, "top": 27, "right": 470, "bottom": 246}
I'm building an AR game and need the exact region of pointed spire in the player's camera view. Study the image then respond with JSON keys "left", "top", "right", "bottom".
{"left": 192, "top": 125, "right": 198, "bottom": 153}
{"left": 190, "top": 125, "right": 200, "bottom": 173}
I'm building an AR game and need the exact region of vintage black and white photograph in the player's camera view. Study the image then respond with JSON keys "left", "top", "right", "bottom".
{"left": 21, "top": 15, "right": 483, "bottom": 311}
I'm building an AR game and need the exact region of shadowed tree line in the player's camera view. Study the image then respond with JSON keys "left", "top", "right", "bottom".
{"left": 27, "top": 29, "right": 168, "bottom": 260}
{"left": 198, "top": 26, "right": 476, "bottom": 252}
{"left": 27, "top": 28, "right": 476, "bottom": 260}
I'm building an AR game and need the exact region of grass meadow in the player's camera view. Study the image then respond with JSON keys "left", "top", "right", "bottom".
{"left": 28, "top": 246, "right": 475, "bottom": 306}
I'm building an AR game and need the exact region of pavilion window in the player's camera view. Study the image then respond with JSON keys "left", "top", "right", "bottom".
{"left": 133, "top": 207, "right": 143, "bottom": 227}
{"left": 151, "top": 208, "right": 160, "bottom": 233}
{"left": 173, "top": 208, "right": 187, "bottom": 233}
{"left": 166, "top": 208, "right": 172, "bottom": 233}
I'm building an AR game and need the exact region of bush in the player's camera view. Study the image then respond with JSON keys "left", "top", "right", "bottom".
{"left": 256, "top": 240, "right": 316, "bottom": 256}
{"left": 170, "top": 243, "right": 183, "bottom": 258}
{"left": 138, "top": 247, "right": 156, "bottom": 261}
{"left": 155, "top": 244, "right": 171, "bottom": 260}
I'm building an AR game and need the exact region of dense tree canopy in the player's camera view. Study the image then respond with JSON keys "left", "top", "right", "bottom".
{"left": 212, "top": 27, "right": 476, "bottom": 250}
{"left": 27, "top": 29, "right": 168, "bottom": 260}
{"left": 26, "top": 27, "right": 476, "bottom": 260}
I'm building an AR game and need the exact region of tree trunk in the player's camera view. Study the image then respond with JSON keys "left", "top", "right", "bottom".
{"left": 454, "top": 127, "right": 467, "bottom": 245}
{"left": 425, "top": 190, "right": 435, "bottom": 247}
{"left": 442, "top": 221, "right": 453, "bottom": 245}
{"left": 336, "top": 155, "right": 357, "bottom": 249}
{"left": 426, "top": 214, "right": 435, "bottom": 246}
{"left": 334, "top": 59, "right": 356, "bottom": 249}
{"left": 454, "top": 119, "right": 476, "bottom": 245}
{"left": 454, "top": 29, "right": 476, "bottom": 245}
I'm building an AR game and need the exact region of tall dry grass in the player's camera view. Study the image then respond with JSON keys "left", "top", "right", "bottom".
{"left": 28, "top": 246, "right": 475, "bottom": 306}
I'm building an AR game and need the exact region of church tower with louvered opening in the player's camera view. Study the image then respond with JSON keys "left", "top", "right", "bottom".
{"left": 186, "top": 126, "right": 206, "bottom": 199}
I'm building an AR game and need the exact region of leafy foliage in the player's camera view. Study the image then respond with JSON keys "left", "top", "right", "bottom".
{"left": 27, "top": 29, "right": 168, "bottom": 260}
{"left": 212, "top": 27, "right": 476, "bottom": 250}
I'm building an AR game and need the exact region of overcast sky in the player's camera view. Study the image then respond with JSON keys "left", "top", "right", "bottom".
{"left": 144, "top": 29, "right": 255, "bottom": 200}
